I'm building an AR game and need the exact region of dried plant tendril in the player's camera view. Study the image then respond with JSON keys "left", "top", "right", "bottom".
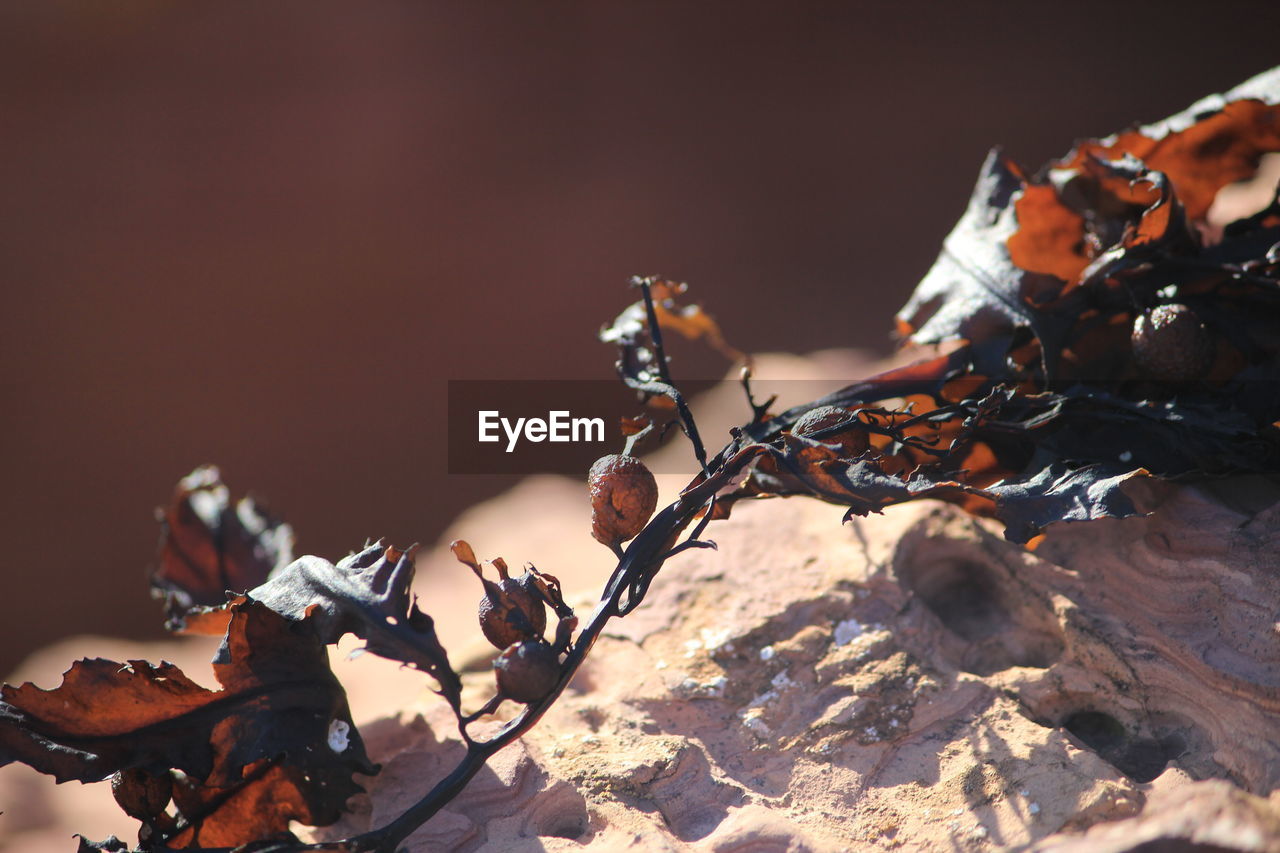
{"left": 791, "top": 405, "right": 870, "bottom": 456}
{"left": 450, "top": 539, "right": 479, "bottom": 570}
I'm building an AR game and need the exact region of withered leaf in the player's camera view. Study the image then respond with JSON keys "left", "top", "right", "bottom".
{"left": 736, "top": 432, "right": 1142, "bottom": 546}
{"left": 983, "top": 462, "right": 1141, "bottom": 544}
{"left": 895, "top": 149, "right": 1072, "bottom": 377}
{"left": 601, "top": 276, "right": 742, "bottom": 387}
{"left": 2, "top": 658, "right": 222, "bottom": 784}
{"left": 1074, "top": 66, "right": 1280, "bottom": 221}
{"left": 165, "top": 758, "right": 344, "bottom": 849}
{"left": 648, "top": 279, "right": 743, "bottom": 363}
{"left": 75, "top": 837, "right": 129, "bottom": 852}
{"left": 745, "top": 434, "right": 963, "bottom": 515}
{"left": 244, "top": 542, "right": 463, "bottom": 710}
{"left": 601, "top": 278, "right": 736, "bottom": 353}
{"left": 1, "top": 599, "right": 373, "bottom": 846}
{"left": 153, "top": 466, "right": 294, "bottom": 633}
{"left": 898, "top": 67, "right": 1280, "bottom": 386}
{"left": 806, "top": 67, "right": 1279, "bottom": 541}
{"left": 726, "top": 349, "right": 1278, "bottom": 543}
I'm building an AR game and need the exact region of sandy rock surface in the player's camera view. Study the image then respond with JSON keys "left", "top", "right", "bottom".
{"left": 5, "top": 350, "right": 1280, "bottom": 851}
{"left": 318, "top": 473, "right": 1280, "bottom": 851}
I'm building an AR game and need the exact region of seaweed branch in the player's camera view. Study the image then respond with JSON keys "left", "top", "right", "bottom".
{"left": 9, "top": 67, "right": 1280, "bottom": 853}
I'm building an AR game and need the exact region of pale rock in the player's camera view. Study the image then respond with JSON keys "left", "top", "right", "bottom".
{"left": 7, "top": 350, "right": 1280, "bottom": 852}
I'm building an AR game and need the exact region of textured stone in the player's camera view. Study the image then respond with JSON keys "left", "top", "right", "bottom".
{"left": 314, "top": 466, "right": 1280, "bottom": 851}
{"left": 6, "top": 350, "right": 1280, "bottom": 851}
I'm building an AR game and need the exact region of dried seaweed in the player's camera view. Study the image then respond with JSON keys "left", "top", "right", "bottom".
{"left": 6, "top": 67, "right": 1280, "bottom": 852}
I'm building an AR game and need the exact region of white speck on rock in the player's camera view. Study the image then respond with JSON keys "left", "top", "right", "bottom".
{"left": 740, "top": 707, "right": 771, "bottom": 736}
{"left": 759, "top": 645, "right": 776, "bottom": 661}
{"left": 327, "top": 719, "right": 351, "bottom": 753}
{"left": 1028, "top": 802, "right": 1040, "bottom": 815}
{"left": 700, "top": 626, "right": 734, "bottom": 652}
{"left": 834, "top": 618, "right": 865, "bottom": 645}
{"left": 675, "top": 675, "right": 728, "bottom": 699}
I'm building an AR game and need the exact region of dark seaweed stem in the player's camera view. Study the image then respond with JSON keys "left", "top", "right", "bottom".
{"left": 737, "top": 364, "right": 777, "bottom": 426}
{"left": 225, "top": 279, "right": 753, "bottom": 853}
{"left": 228, "top": 447, "right": 764, "bottom": 853}
{"left": 346, "top": 453, "right": 759, "bottom": 853}
{"left": 272, "top": 331, "right": 1000, "bottom": 853}
{"left": 620, "top": 275, "right": 711, "bottom": 475}
{"left": 151, "top": 278, "right": 769, "bottom": 853}
{"left": 737, "top": 347, "right": 976, "bottom": 447}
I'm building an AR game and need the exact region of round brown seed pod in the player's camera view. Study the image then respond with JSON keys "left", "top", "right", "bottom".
{"left": 792, "top": 405, "right": 870, "bottom": 456}
{"left": 588, "top": 454, "right": 659, "bottom": 549}
{"left": 1131, "top": 303, "right": 1215, "bottom": 383}
{"left": 111, "top": 767, "right": 172, "bottom": 821}
{"left": 477, "top": 574, "right": 547, "bottom": 649}
{"left": 493, "top": 639, "right": 561, "bottom": 704}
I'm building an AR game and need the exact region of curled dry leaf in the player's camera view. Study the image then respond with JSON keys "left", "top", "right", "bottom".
{"left": 600, "top": 277, "right": 742, "bottom": 366}
{"left": 714, "top": 67, "right": 1280, "bottom": 542}
{"left": 898, "top": 67, "right": 1280, "bottom": 391}
{"left": 1, "top": 599, "right": 374, "bottom": 848}
{"left": 246, "top": 542, "right": 463, "bottom": 711}
{"left": 75, "top": 837, "right": 130, "bottom": 852}
{"left": 152, "top": 465, "right": 293, "bottom": 634}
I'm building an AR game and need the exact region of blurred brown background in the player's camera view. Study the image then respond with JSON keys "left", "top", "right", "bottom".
{"left": 2, "top": 1, "right": 1277, "bottom": 676}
